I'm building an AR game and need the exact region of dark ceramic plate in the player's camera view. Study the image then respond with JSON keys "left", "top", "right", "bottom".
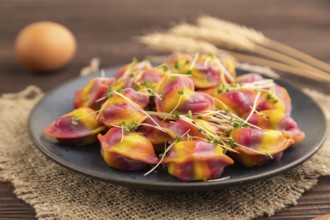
{"left": 28, "top": 67, "right": 328, "bottom": 191}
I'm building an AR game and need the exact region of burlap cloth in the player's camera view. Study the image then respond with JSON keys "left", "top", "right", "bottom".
{"left": 1, "top": 65, "right": 330, "bottom": 220}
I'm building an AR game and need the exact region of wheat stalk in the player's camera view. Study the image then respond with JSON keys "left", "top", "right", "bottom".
{"left": 138, "top": 33, "right": 330, "bottom": 83}
{"left": 198, "top": 16, "right": 330, "bottom": 73}
{"left": 139, "top": 33, "right": 219, "bottom": 54}
{"left": 170, "top": 22, "right": 329, "bottom": 76}
{"left": 225, "top": 50, "right": 330, "bottom": 82}
{"left": 169, "top": 23, "right": 254, "bottom": 51}
{"left": 197, "top": 16, "right": 268, "bottom": 45}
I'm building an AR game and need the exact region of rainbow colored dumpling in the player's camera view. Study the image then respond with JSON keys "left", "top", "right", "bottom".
{"left": 155, "top": 75, "right": 215, "bottom": 115}
{"left": 228, "top": 127, "right": 295, "bottom": 167}
{"left": 203, "top": 88, "right": 257, "bottom": 117}
{"left": 203, "top": 85, "right": 291, "bottom": 119}
{"left": 112, "top": 60, "right": 153, "bottom": 90}
{"left": 98, "top": 127, "right": 158, "bottom": 170}
{"left": 113, "top": 60, "right": 152, "bottom": 80}
{"left": 98, "top": 88, "right": 149, "bottom": 127}
{"left": 167, "top": 119, "right": 219, "bottom": 141}
{"left": 247, "top": 109, "right": 305, "bottom": 142}
{"left": 73, "top": 77, "right": 115, "bottom": 110}
{"left": 163, "top": 140, "right": 234, "bottom": 181}
{"left": 258, "top": 85, "right": 292, "bottom": 115}
{"left": 137, "top": 116, "right": 171, "bottom": 145}
{"left": 136, "top": 68, "right": 166, "bottom": 86}
{"left": 168, "top": 54, "right": 236, "bottom": 89}
{"left": 44, "top": 107, "right": 105, "bottom": 146}
{"left": 235, "top": 73, "right": 264, "bottom": 83}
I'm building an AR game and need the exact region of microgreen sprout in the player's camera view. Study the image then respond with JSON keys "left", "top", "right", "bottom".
{"left": 139, "top": 81, "right": 163, "bottom": 100}
{"left": 213, "top": 138, "right": 222, "bottom": 145}
{"left": 71, "top": 109, "right": 101, "bottom": 126}
{"left": 213, "top": 56, "right": 234, "bottom": 84}
{"left": 140, "top": 123, "right": 167, "bottom": 133}
{"left": 216, "top": 79, "right": 275, "bottom": 95}
{"left": 174, "top": 60, "right": 179, "bottom": 69}
{"left": 189, "top": 53, "right": 199, "bottom": 70}
{"left": 224, "top": 137, "right": 269, "bottom": 156}
{"left": 173, "top": 110, "right": 182, "bottom": 119}
{"left": 187, "top": 110, "right": 193, "bottom": 118}
{"left": 120, "top": 121, "right": 139, "bottom": 132}
{"left": 227, "top": 138, "right": 237, "bottom": 148}
{"left": 265, "top": 153, "right": 274, "bottom": 159}
{"left": 175, "top": 136, "right": 183, "bottom": 142}
{"left": 144, "top": 141, "right": 177, "bottom": 176}
{"left": 107, "top": 86, "right": 114, "bottom": 98}
{"left": 203, "top": 56, "right": 211, "bottom": 68}
{"left": 161, "top": 64, "right": 169, "bottom": 71}
{"left": 179, "top": 115, "right": 239, "bottom": 153}
{"left": 71, "top": 116, "right": 79, "bottom": 125}
{"left": 260, "top": 112, "right": 270, "bottom": 120}
{"left": 213, "top": 97, "right": 229, "bottom": 110}
{"left": 133, "top": 84, "right": 140, "bottom": 91}
{"left": 111, "top": 89, "right": 162, "bottom": 128}
{"left": 146, "top": 111, "right": 176, "bottom": 120}
{"left": 244, "top": 92, "right": 261, "bottom": 123}
{"left": 203, "top": 110, "right": 259, "bottom": 132}
{"left": 266, "top": 93, "right": 279, "bottom": 104}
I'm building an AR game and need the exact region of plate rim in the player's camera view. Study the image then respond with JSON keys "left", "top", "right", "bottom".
{"left": 28, "top": 67, "right": 329, "bottom": 191}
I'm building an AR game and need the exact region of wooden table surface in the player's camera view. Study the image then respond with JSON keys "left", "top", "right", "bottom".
{"left": 1, "top": 0, "right": 329, "bottom": 219}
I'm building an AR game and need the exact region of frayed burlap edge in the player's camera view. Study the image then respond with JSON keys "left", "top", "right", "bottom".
{"left": 0, "top": 86, "right": 57, "bottom": 219}
{"left": 0, "top": 65, "right": 329, "bottom": 220}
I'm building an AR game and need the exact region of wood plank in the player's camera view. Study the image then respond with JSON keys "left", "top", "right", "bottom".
{"left": 0, "top": 0, "right": 329, "bottom": 219}
{"left": 0, "top": 183, "right": 36, "bottom": 219}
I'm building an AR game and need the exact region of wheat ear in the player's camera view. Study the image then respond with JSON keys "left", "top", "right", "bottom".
{"left": 138, "top": 33, "right": 330, "bottom": 83}
{"left": 170, "top": 22, "right": 328, "bottom": 76}
{"left": 198, "top": 16, "right": 330, "bottom": 73}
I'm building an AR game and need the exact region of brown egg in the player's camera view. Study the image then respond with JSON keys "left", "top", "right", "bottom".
{"left": 15, "top": 21, "right": 77, "bottom": 72}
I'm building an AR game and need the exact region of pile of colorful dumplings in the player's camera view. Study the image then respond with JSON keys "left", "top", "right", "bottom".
{"left": 44, "top": 54, "right": 305, "bottom": 181}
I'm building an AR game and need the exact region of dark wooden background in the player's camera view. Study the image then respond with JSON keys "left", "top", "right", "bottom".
{"left": 0, "top": 0, "right": 329, "bottom": 219}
